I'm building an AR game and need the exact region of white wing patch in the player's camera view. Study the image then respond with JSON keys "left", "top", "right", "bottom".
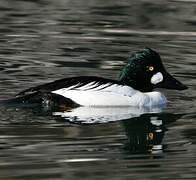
{"left": 52, "top": 82, "right": 167, "bottom": 107}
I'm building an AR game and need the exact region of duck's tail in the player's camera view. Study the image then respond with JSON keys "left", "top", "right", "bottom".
{"left": 0, "top": 92, "right": 79, "bottom": 108}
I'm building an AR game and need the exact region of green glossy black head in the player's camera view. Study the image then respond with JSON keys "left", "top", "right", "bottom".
{"left": 119, "top": 48, "right": 187, "bottom": 92}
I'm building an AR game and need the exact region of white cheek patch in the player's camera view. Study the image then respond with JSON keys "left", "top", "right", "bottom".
{"left": 151, "top": 72, "right": 163, "bottom": 85}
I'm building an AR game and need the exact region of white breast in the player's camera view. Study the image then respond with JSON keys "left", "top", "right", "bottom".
{"left": 52, "top": 82, "right": 167, "bottom": 107}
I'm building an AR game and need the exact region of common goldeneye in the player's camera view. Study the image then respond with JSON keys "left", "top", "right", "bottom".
{"left": 9, "top": 48, "right": 187, "bottom": 107}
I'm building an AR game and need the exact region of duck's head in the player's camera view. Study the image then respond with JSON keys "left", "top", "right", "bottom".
{"left": 119, "top": 48, "right": 187, "bottom": 92}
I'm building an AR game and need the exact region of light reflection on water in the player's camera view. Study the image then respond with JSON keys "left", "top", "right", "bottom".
{"left": 0, "top": 0, "right": 196, "bottom": 179}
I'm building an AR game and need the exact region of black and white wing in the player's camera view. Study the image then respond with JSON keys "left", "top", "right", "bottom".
{"left": 15, "top": 76, "right": 136, "bottom": 106}
{"left": 16, "top": 76, "right": 122, "bottom": 96}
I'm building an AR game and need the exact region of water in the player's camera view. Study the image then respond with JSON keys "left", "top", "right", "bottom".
{"left": 0, "top": 0, "right": 196, "bottom": 179}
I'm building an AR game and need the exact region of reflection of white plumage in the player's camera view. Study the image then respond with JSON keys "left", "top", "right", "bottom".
{"left": 53, "top": 106, "right": 164, "bottom": 124}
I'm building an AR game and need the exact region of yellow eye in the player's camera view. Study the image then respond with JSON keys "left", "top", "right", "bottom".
{"left": 148, "top": 66, "right": 154, "bottom": 71}
{"left": 148, "top": 133, "right": 154, "bottom": 140}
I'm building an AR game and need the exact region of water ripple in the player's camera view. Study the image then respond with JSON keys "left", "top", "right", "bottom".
{"left": 0, "top": 0, "right": 196, "bottom": 179}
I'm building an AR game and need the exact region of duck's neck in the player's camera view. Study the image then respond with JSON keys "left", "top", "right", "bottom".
{"left": 119, "top": 71, "right": 152, "bottom": 93}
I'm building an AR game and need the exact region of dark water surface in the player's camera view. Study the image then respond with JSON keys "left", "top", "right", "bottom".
{"left": 0, "top": 0, "right": 196, "bottom": 179}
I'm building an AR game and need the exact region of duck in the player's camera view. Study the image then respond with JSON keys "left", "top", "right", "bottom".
{"left": 8, "top": 48, "right": 187, "bottom": 107}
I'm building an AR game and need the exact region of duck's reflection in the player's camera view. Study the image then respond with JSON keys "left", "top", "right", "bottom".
{"left": 51, "top": 105, "right": 168, "bottom": 154}
{"left": 51, "top": 105, "right": 181, "bottom": 154}
{"left": 52, "top": 105, "right": 165, "bottom": 124}
{"left": 123, "top": 113, "right": 182, "bottom": 154}
{"left": 123, "top": 114, "right": 164, "bottom": 154}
